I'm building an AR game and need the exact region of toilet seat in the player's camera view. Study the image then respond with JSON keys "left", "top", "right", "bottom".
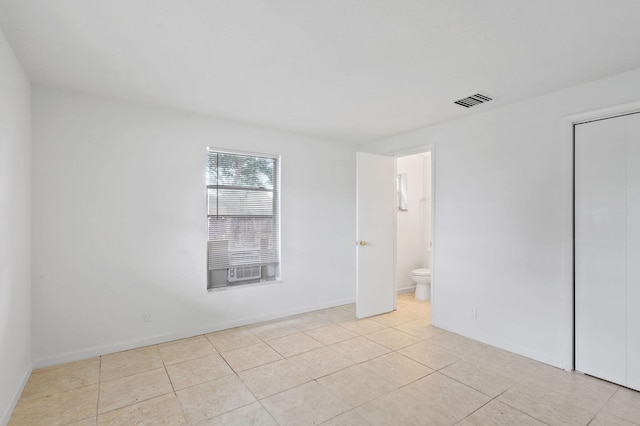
{"left": 411, "top": 268, "right": 431, "bottom": 276}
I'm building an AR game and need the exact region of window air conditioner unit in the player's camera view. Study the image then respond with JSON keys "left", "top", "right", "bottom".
{"left": 228, "top": 266, "right": 261, "bottom": 283}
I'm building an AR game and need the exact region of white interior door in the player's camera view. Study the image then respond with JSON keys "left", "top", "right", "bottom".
{"left": 356, "top": 152, "right": 395, "bottom": 318}
{"left": 628, "top": 120, "right": 640, "bottom": 390}
{"left": 575, "top": 112, "right": 640, "bottom": 390}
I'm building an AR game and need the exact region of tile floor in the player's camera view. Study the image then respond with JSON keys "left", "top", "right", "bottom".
{"left": 9, "top": 293, "right": 640, "bottom": 425}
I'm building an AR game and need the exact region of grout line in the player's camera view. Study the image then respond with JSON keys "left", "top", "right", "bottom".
{"left": 587, "top": 386, "right": 620, "bottom": 425}
{"left": 96, "top": 355, "right": 102, "bottom": 419}
{"left": 496, "top": 397, "right": 554, "bottom": 426}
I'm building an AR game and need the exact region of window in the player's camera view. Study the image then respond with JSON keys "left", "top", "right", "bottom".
{"left": 207, "top": 149, "right": 281, "bottom": 289}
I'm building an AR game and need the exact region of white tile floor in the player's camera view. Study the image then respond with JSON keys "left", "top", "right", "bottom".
{"left": 9, "top": 293, "right": 640, "bottom": 425}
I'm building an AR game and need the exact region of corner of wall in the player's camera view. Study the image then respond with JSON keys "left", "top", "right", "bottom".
{"left": 0, "top": 26, "right": 33, "bottom": 426}
{"left": 0, "top": 363, "right": 32, "bottom": 426}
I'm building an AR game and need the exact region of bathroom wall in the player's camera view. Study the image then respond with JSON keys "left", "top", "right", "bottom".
{"left": 31, "top": 87, "right": 357, "bottom": 367}
{"left": 0, "top": 29, "right": 31, "bottom": 424}
{"left": 364, "top": 67, "right": 640, "bottom": 370}
{"left": 395, "top": 153, "right": 431, "bottom": 292}
{"left": 423, "top": 152, "right": 432, "bottom": 262}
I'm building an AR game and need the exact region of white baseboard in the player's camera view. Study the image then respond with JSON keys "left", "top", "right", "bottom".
{"left": 1, "top": 362, "right": 32, "bottom": 426}
{"left": 32, "top": 297, "right": 355, "bottom": 369}
{"left": 396, "top": 285, "right": 416, "bottom": 294}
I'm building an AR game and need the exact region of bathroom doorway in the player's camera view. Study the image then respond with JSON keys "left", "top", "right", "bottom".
{"left": 354, "top": 146, "right": 435, "bottom": 319}
{"left": 395, "top": 147, "right": 434, "bottom": 303}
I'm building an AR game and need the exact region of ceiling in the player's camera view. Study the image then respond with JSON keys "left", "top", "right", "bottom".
{"left": 2, "top": 1, "right": 640, "bottom": 144}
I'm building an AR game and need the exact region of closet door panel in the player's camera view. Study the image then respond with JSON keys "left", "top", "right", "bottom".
{"left": 626, "top": 114, "right": 640, "bottom": 390}
{"left": 575, "top": 118, "right": 627, "bottom": 386}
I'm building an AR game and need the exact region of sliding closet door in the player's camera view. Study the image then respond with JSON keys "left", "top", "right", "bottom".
{"left": 627, "top": 115, "right": 640, "bottom": 390}
{"left": 575, "top": 117, "right": 627, "bottom": 385}
{"left": 575, "top": 112, "right": 640, "bottom": 390}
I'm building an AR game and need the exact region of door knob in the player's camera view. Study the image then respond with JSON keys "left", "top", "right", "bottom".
{"left": 357, "top": 241, "right": 368, "bottom": 246}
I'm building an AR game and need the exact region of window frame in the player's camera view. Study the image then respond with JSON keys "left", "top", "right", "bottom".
{"left": 206, "top": 147, "right": 281, "bottom": 290}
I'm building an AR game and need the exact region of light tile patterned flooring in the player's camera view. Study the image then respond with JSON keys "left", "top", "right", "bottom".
{"left": 9, "top": 293, "right": 640, "bottom": 425}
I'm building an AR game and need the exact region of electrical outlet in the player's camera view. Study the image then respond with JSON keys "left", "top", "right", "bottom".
{"left": 143, "top": 312, "right": 152, "bottom": 323}
{"left": 468, "top": 306, "right": 477, "bottom": 320}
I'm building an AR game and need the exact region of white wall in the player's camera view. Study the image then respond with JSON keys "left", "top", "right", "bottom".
{"left": 395, "top": 153, "right": 430, "bottom": 292}
{"left": 31, "top": 87, "right": 356, "bottom": 367}
{"left": 365, "top": 67, "right": 640, "bottom": 370}
{"left": 0, "top": 30, "right": 31, "bottom": 425}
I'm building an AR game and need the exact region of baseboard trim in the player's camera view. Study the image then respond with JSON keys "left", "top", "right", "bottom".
{"left": 32, "top": 297, "right": 355, "bottom": 369}
{"left": 396, "top": 285, "right": 416, "bottom": 294}
{"left": 1, "top": 362, "right": 32, "bottom": 426}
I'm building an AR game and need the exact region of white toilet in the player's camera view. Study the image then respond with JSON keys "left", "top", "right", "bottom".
{"left": 410, "top": 268, "right": 431, "bottom": 300}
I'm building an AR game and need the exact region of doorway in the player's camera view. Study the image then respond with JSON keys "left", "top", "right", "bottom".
{"left": 355, "top": 146, "right": 434, "bottom": 319}
{"left": 395, "top": 151, "right": 433, "bottom": 299}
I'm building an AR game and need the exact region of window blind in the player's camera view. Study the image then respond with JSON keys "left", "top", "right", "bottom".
{"left": 207, "top": 149, "right": 280, "bottom": 288}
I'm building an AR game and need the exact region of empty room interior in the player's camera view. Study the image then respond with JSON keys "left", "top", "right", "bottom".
{"left": 2, "top": 1, "right": 640, "bottom": 425}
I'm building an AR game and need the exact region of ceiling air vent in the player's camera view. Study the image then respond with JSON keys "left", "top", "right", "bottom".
{"left": 454, "top": 93, "right": 492, "bottom": 108}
